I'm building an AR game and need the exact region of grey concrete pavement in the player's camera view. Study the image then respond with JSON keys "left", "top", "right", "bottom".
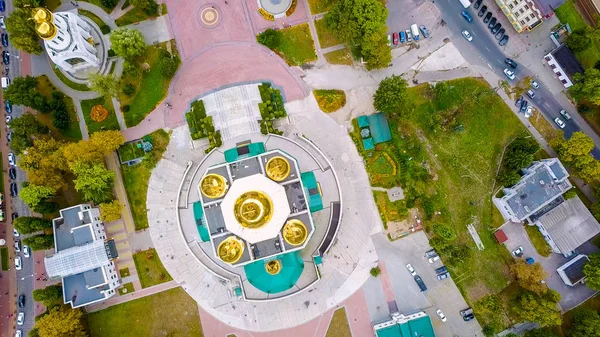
{"left": 72, "top": 98, "right": 90, "bottom": 140}
{"left": 122, "top": 16, "right": 173, "bottom": 46}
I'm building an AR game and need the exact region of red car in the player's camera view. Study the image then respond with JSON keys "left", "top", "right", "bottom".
{"left": 392, "top": 32, "right": 399, "bottom": 45}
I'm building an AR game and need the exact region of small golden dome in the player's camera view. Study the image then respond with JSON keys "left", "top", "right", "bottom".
{"left": 265, "top": 156, "right": 290, "bottom": 182}
{"left": 282, "top": 219, "right": 308, "bottom": 246}
{"left": 200, "top": 174, "right": 228, "bottom": 199}
{"left": 265, "top": 259, "right": 281, "bottom": 275}
{"left": 217, "top": 236, "right": 244, "bottom": 264}
{"left": 32, "top": 8, "right": 57, "bottom": 40}
{"left": 233, "top": 191, "right": 273, "bottom": 229}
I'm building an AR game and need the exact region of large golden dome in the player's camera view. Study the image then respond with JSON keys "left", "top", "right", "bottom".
{"left": 233, "top": 191, "right": 273, "bottom": 229}
{"left": 265, "top": 156, "right": 290, "bottom": 182}
{"left": 200, "top": 174, "right": 228, "bottom": 199}
{"left": 282, "top": 219, "right": 308, "bottom": 246}
{"left": 32, "top": 8, "right": 57, "bottom": 40}
{"left": 217, "top": 236, "right": 244, "bottom": 263}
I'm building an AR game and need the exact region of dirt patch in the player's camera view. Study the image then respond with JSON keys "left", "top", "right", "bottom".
{"left": 386, "top": 208, "right": 423, "bottom": 239}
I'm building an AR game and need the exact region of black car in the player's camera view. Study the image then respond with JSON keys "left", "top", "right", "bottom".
{"left": 5, "top": 100, "right": 11, "bottom": 113}
{"left": 18, "top": 295, "right": 25, "bottom": 308}
{"left": 474, "top": 0, "right": 483, "bottom": 9}
{"left": 414, "top": 275, "right": 427, "bottom": 292}
{"left": 1, "top": 33, "right": 8, "bottom": 47}
{"left": 520, "top": 100, "right": 528, "bottom": 113}
{"left": 491, "top": 23, "right": 502, "bottom": 34}
{"left": 505, "top": 58, "right": 518, "bottom": 68}
{"left": 488, "top": 17, "right": 497, "bottom": 29}
{"left": 12, "top": 212, "right": 18, "bottom": 221}
{"left": 10, "top": 182, "right": 17, "bottom": 197}
{"left": 2, "top": 51, "right": 8, "bottom": 65}
{"left": 499, "top": 35, "right": 509, "bottom": 46}
{"left": 435, "top": 266, "right": 448, "bottom": 275}
{"left": 9, "top": 167, "right": 16, "bottom": 180}
{"left": 478, "top": 5, "right": 487, "bottom": 17}
{"left": 461, "top": 308, "right": 475, "bottom": 321}
{"left": 495, "top": 28, "right": 505, "bottom": 40}
{"left": 483, "top": 12, "right": 492, "bottom": 23}
{"left": 7, "top": 131, "right": 11, "bottom": 142}
{"left": 515, "top": 95, "right": 524, "bottom": 107}
{"left": 0, "top": 1, "right": 5, "bottom": 13}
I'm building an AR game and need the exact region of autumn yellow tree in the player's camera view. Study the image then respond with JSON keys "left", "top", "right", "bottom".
{"left": 63, "top": 130, "right": 126, "bottom": 168}
{"left": 89, "top": 130, "right": 126, "bottom": 154}
{"left": 99, "top": 200, "right": 122, "bottom": 222}
{"left": 511, "top": 259, "right": 548, "bottom": 294}
{"left": 35, "top": 305, "right": 88, "bottom": 337}
{"left": 19, "top": 137, "right": 68, "bottom": 190}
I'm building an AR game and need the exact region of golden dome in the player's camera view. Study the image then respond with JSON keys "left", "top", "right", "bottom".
{"left": 200, "top": 174, "right": 228, "bottom": 199}
{"left": 32, "top": 8, "right": 57, "bottom": 40}
{"left": 233, "top": 191, "right": 273, "bottom": 229}
{"left": 282, "top": 219, "right": 308, "bottom": 246}
{"left": 217, "top": 236, "right": 244, "bottom": 264}
{"left": 265, "top": 259, "right": 281, "bottom": 275}
{"left": 265, "top": 156, "right": 290, "bottom": 182}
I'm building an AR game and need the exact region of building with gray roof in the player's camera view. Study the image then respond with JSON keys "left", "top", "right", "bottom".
{"left": 557, "top": 254, "right": 590, "bottom": 286}
{"left": 45, "top": 204, "right": 120, "bottom": 308}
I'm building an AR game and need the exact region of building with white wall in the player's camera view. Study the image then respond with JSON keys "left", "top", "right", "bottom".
{"left": 544, "top": 45, "right": 585, "bottom": 88}
{"left": 494, "top": 0, "right": 543, "bottom": 33}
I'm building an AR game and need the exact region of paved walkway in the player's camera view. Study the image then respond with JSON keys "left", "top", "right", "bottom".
{"left": 110, "top": 0, "right": 134, "bottom": 20}
{"left": 121, "top": 15, "right": 173, "bottom": 46}
{"left": 86, "top": 280, "right": 180, "bottom": 312}
{"left": 302, "top": 0, "right": 326, "bottom": 66}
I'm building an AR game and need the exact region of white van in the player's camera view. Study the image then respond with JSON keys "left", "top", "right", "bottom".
{"left": 411, "top": 24, "right": 420, "bottom": 41}
{"left": 1, "top": 76, "right": 9, "bottom": 89}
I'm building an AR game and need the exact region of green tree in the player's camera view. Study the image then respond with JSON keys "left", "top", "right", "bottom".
{"left": 34, "top": 305, "right": 88, "bottom": 337}
{"left": 583, "top": 253, "right": 600, "bottom": 291}
{"left": 564, "top": 189, "right": 577, "bottom": 199}
{"left": 510, "top": 260, "right": 548, "bottom": 294}
{"left": 370, "top": 266, "right": 381, "bottom": 277}
{"left": 13, "top": 216, "right": 53, "bottom": 234}
{"left": 87, "top": 74, "right": 120, "bottom": 97}
{"left": 99, "top": 200, "right": 122, "bottom": 222}
{"left": 13, "top": 0, "right": 42, "bottom": 7}
{"left": 433, "top": 223, "right": 456, "bottom": 241}
{"left": 101, "top": 0, "right": 118, "bottom": 9}
{"left": 567, "top": 29, "right": 592, "bottom": 52}
{"left": 8, "top": 113, "right": 49, "bottom": 154}
{"left": 568, "top": 307, "right": 600, "bottom": 337}
{"left": 571, "top": 68, "right": 600, "bottom": 105}
{"left": 572, "top": 155, "right": 600, "bottom": 182}
{"left": 23, "top": 234, "right": 55, "bottom": 251}
{"left": 498, "top": 171, "right": 521, "bottom": 187}
{"left": 557, "top": 132, "right": 594, "bottom": 163}
{"left": 4, "top": 76, "right": 49, "bottom": 112}
{"left": 19, "top": 185, "right": 56, "bottom": 209}
{"left": 130, "top": 0, "right": 158, "bottom": 15}
{"left": 373, "top": 75, "right": 410, "bottom": 116}
{"left": 473, "top": 294, "right": 501, "bottom": 317}
{"left": 109, "top": 28, "right": 146, "bottom": 60}
{"left": 158, "top": 49, "right": 180, "bottom": 78}
{"left": 512, "top": 290, "right": 561, "bottom": 327}
{"left": 523, "top": 327, "right": 560, "bottom": 337}
{"left": 257, "top": 28, "right": 281, "bottom": 49}
{"left": 72, "top": 162, "right": 115, "bottom": 203}
{"left": 50, "top": 91, "right": 70, "bottom": 131}
{"left": 32, "top": 285, "right": 63, "bottom": 308}
{"left": 6, "top": 8, "right": 43, "bottom": 54}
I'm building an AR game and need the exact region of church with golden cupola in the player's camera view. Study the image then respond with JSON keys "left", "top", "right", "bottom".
{"left": 32, "top": 7, "right": 101, "bottom": 73}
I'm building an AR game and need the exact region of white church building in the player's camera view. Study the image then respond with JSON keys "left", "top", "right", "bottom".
{"left": 33, "top": 8, "right": 101, "bottom": 73}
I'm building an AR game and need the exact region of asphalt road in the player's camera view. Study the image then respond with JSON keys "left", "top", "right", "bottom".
{"left": 434, "top": 0, "right": 600, "bottom": 157}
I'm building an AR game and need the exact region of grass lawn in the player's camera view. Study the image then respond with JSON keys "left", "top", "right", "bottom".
{"left": 78, "top": 9, "right": 111, "bottom": 34}
{"left": 524, "top": 225, "right": 552, "bottom": 257}
{"left": 118, "top": 140, "right": 145, "bottom": 162}
{"left": 1, "top": 247, "right": 8, "bottom": 271}
{"left": 119, "top": 40, "right": 179, "bottom": 127}
{"left": 308, "top": 0, "right": 338, "bottom": 14}
{"left": 133, "top": 248, "right": 173, "bottom": 288}
{"left": 313, "top": 89, "right": 346, "bottom": 112}
{"left": 52, "top": 67, "right": 91, "bottom": 92}
{"left": 272, "top": 23, "right": 317, "bottom": 66}
{"left": 36, "top": 75, "right": 83, "bottom": 141}
{"left": 81, "top": 96, "right": 120, "bottom": 134}
{"left": 87, "top": 287, "right": 203, "bottom": 337}
{"left": 119, "top": 267, "right": 131, "bottom": 278}
{"left": 325, "top": 308, "right": 352, "bottom": 337}
{"left": 529, "top": 110, "right": 562, "bottom": 142}
{"left": 42, "top": 0, "right": 61, "bottom": 10}
{"left": 115, "top": 4, "right": 167, "bottom": 26}
{"left": 324, "top": 47, "right": 353, "bottom": 65}
{"left": 554, "top": 0, "right": 600, "bottom": 68}
{"left": 80, "top": 0, "right": 118, "bottom": 13}
{"left": 118, "top": 282, "right": 135, "bottom": 295}
{"left": 121, "top": 129, "right": 170, "bottom": 230}
{"left": 314, "top": 19, "right": 343, "bottom": 48}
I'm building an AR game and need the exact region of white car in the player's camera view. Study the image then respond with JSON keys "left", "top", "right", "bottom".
{"left": 554, "top": 117, "right": 566, "bottom": 129}
{"left": 5, "top": 115, "right": 11, "bottom": 125}
{"left": 560, "top": 109, "right": 571, "bottom": 120}
{"left": 23, "top": 245, "right": 30, "bottom": 258}
{"left": 406, "top": 263, "right": 417, "bottom": 276}
{"left": 13, "top": 228, "right": 20, "bottom": 237}
{"left": 0, "top": 16, "right": 5, "bottom": 30}
{"left": 503, "top": 68, "right": 515, "bottom": 80}
{"left": 14, "top": 240, "right": 20, "bottom": 252}
{"left": 387, "top": 34, "right": 392, "bottom": 46}
{"left": 461, "top": 30, "right": 473, "bottom": 41}
{"left": 15, "top": 256, "right": 22, "bottom": 270}
{"left": 429, "top": 256, "right": 440, "bottom": 264}
{"left": 8, "top": 152, "right": 15, "bottom": 166}
{"left": 16, "top": 312, "right": 24, "bottom": 326}
{"left": 436, "top": 309, "right": 447, "bottom": 322}
{"left": 531, "top": 80, "right": 540, "bottom": 89}
{"left": 15, "top": 330, "right": 22, "bottom": 337}
{"left": 524, "top": 105, "right": 532, "bottom": 118}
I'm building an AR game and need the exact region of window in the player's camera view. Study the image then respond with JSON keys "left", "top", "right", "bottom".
{"left": 57, "top": 36, "right": 63, "bottom": 42}
{"left": 550, "top": 64, "right": 556, "bottom": 69}
{"left": 521, "top": 20, "right": 526, "bottom": 25}
{"left": 516, "top": 11, "right": 520, "bottom": 17}
{"left": 65, "top": 57, "right": 85, "bottom": 65}
{"left": 520, "top": 8, "right": 525, "bottom": 13}
{"left": 556, "top": 71, "right": 562, "bottom": 76}
{"left": 514, "top": 0, "right": 518, "bottom": 5}
{"left": 509, "top": 4, "right": 513, "bottom": 9}
{"left": 526, "top": 17, "right": 530, "bottom": 22}
{"left": 524, "top": 4, "right": 529, "bottom": 9}
{"left": 561, "top": 79, "right": 568, "bottom": 84}
{"left": 530, "top": 13, "right": 535, "bottom": 18}
{"left": 545, "top": 56, "right": 552, "bottom": 61}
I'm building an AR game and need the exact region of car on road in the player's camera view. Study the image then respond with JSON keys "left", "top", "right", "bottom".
{"left": 8, "top": 152, "right": 15, "bottom": 166}
{"left": 419, "top": 25, "right": 430, "bottom": 38}
{"left": 435, "top": 266, "right": 448, "bottom": 274}
{"left": 428, "top": 255, "right": 440, "bottom": 263}
{"left": 0, "top": 16, "right": 5, "bottom": 29}
{"left": 15, "top": 330, "right": 22, "bottom": 337}
{"left": 406, "top": 29, "right": 412, "bottom": 42}
{"left": 400, "top": 31, "right": 406, "bottom": 43}
{"left": 7, "top": 130, "right": 11, "bottom": 142}
{"left": 424, "top": 249, "right": 438, "bottom": 258}
{"left": 5, "top": 99, "right": 12, "bottom": 113}
{"left": 392, "top": 32, "right": 398, "bottom": 45}
{"left": 483, "top": 12, "right": 492, "bottom": 23}
{"left": 499, "top": 35, "right": 509, "bottom": 46}
{"left": 0, "top": 1, "right": 5, "bottom": 12}
{"left": 474, "top": 0, "right": 483, "bottom": 9}
{"left": 15, "top": 256, "right": 22, "bottom": 270}
{"left": 436, "top": 309, "right": 447, "bottom": 322}
{"left": 6, "top": 115, "right": 11, "bottom": 124}
{"left": 478, "top": 5, "right": 487, "bottom": 17}
{"left": 491, "top": 23, "right": 502, "bottom": 34}
{"left": 2, "top": 50, "right": 9, "bottom": 65}
{"left": 460, "top": 308, "right": 475, "bottom": 321}
{"left": 437, "top": 272, "right": 450, "bottom": 280}
{"left": 525, "top": 105, "right": 533, "bottom": 118}
{"left": 14, "top": 240, "right": 21, "bottom": 252}
{"left": 488, "top": 17, "right": 497, "bottom": 29}
{"left": 406, "top": 263, "right": 417, "bottom": 276}
{"left": 13, "top": 228, "right": 19, "bottom": 237}
{"left": 527, "top": 89, "right": 535, "bottom": 99}
{"left": 9, "top": 167, "right": 16, "bottom": 179}
{"left": 555, "top": 117, "right": 566, "bottom": 129}
{"left": 414, "top": 275, "right": 427, "bottom": 292}
{"left": 23, "top": 246, "right": 30, "bottom": 258}
{"left": 560, "top": 109, "right": 571, "bottom": 120}
{"left": 503, "top": 68, "right": 515, "bottom": 80}
{"left": 1, "top": 32, "right": 7, "bottom": 47}
{"left": 10, "top": 182, "right": 17, "bottom": 197}
{"left": 16, "top": 312, "right": 24, "bottom": 326}
{"left": 515, "top": 95, "right": 524, "bottom": 107}
{"left": 495, "top": 28, "right": 505, "bottom": 40}
{"left": 505, "top": 58, "right": 518, "bottom": 68}
{"left": 462, "top": 30, "right": 473, "bottom": 41}
{"left": 18, "top": 295, "right": 25, "bottom": 308}
{"left": 12, "top": 212, "right": 18, "bottom": 221}
{"left": 531, "top": 80, "right": 540, "bottom": 89}
{"left": 520, "top": 100, "right": 528, "bottom": 112}
{"left": 461, "top": 10, "right": 473, "bottom": 22}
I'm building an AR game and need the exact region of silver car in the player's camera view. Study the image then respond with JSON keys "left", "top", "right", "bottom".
{"left": 560, "top": 109, "right": 571, "bottom": 120}
{"left": 554, "top": 117, "right": 566, "bottom": 129}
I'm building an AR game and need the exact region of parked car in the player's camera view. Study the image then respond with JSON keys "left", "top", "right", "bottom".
{"left": 499, "top": 35, "right": 509, "bottom": 46}
{"left": 0, "top": 1, "right": 5, "bottom": 12}
{"left": 495, "top": 28, "right": 505, "bottom": 40}
{"left": 14, "top": 240, "right": 21, "bottom": 252}
{"left": 488, "top": 17, "right": 497, "bottom": 29}
{"left": 6, "top": 115, "right": 11, "bottom": 125}
{"left": 16, "top": 312, "right": 24, "bottom": 326}
{"left": 505, "top": 58, "right": 517, "bottom": 68}
{"left": 462, "top": 30, "right": 473, "bottom": 42}
{"left": 460, "top": 308, "right": 475, "bottom": 321}
{"left": 491, "top": 23, "right": 502, "bottom": 34}
{"left": 512, "top": 246, "right": 524, "bottom": 257}
{"left": 424, "top": 249, "right": 438, "bottom": 258}
{"left": 554, "top": 117, "right": 566, "bottom": 129}
{"left": 9, "top": 167, "right": 16, "bottom": 179}
{"left": 461, "top": 10, "right": 473, "bottom": 23}
{"left": 0, "top": 16, "right": 5, "bottom": 30}
{"left": 406, "top": 263, "right": 417, "bottom": 276}
{"left": 1, "top": 32, "right": 7, "bottom": 47}
{"left": 8, "top": 152, "right": 15, "bottom": 166}
{"left": 387, "top": 34, "right": 392, "bottom": 46}
{"left": 23, "top": 246, "right": 30, "bottom": 258}
{"left": 5, "top": 99, "right": 11, "bottom": 113}
{"left": 525, "top": 105, "right": 533, "bottom": 118}
{"left": 520, "top": 100, "right": 528, "bottom": 113}
{"left": 414, "top": 275, "right": 427, "bottom": 292}
{"left": 503, "top": 68, "right": 515, "bottom": 80}
{"left": 10, "top": 182, "right": 17, "bottom": 197}
{"left": 526, "top": 89, "right": 535, "bottom": 99}
{"left": 399, "top": 30, "right": 406, "bottom": 43}
{"left": 7, "top": 131, "right": 11, "bottom": 142}
{"left": 12, "top": 212, "right": 18, "bottom": 221}
{"left": 428, "top": 255, "right": 440, "bottom": 263}
{"left": 515, "top": 95, "right": 524, "bottom": 107}
{"left": 405, "top": 29, "right": 412, "bottom": 42}
{"left": 435, "top": 266, "right": 448, "bottom": 274}
{"left": 15, "top": 330, "right": 22, "bottom": 337}
{"left": 436, "top": 309, "right": 447, "bottom": 322}
{"left": 18, "top": 295, "right": 25, "bottom": 308}
{"left": 483, "top": 12, "right": 492, "bottom": 23}
{"left": 560, "top": 109, "right": 571, "bottom": 120}
{"left": 15, "top": 256, "right": 22, "bottom": 271}
{"left": 478, "top": 5, "right": 487, "bottom": 17}
{"left": 419, "top": 25, "right": 430, "bottom": 38}
{"left": 437, "top": 272, "right": 450, "bottom": 280}
{"left": 531, "top": 80, "right": 540, "bottom": 89}
{"left": 2, "top": 50, "right": 9, "bottom": 65}
{"left": 474, "top": 0, "right": 483, "bottom": 9}
{"left": 13, "top": 228, "right": 19, "bottom": 237}
{"left": 392, "top": 32, "right": 398, "bottom": 45}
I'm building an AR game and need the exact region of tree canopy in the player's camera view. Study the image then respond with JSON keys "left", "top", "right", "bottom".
{"left": 373, "top": 75, "right": 410, "bottom": 116}
{"left": 567, "top": 29, "right": 592, "bottom": 52}
{"left": 32, "top": 285, "right": 63, "bottom": 308}
{"left": 130, "top": 0, "right": 158, "bottom": 15}
{"left": 583, "top": 253, "right": 600, "bottom": 291}
{"left": 4, "top": 76, "right": 49, "bottom": 112}
{"left": 19, "top": 137, "right": 67, "bottom": 190}
{"left": 87, "top": 74, "right": 120, "bottom": 97}
{"left": 109, "top": 28, "right": 146, "bottom": 60}
{"left": 512, "top": 290, "right": 561, "bottom": 327}
{"left": 6, "top": 8, "right": 43, "bottom": 54}
{"left": 552, "top": 132, "right": 600, "bottom": 182}
{"left": 8, "top": 113, "right": 50, "bottom": 154}
{"left": 99, "top": 200, "right": 123, "bottom": 222}
{"left": 72, "top": 162, "right": 115, "bottom": 204}
{"left": 23, "top": 234, "right": 55, "bottom": 251}
{"left": 557, "top": 132, "right": 594, "bottom": 162}
{"left": 19, "top": 185, "right": 56, "bottom": 210}
{"left": 571, "top": 68, "right": 600, "bottom": 105}
{"left": 13, "top": 216, "right": 53, "bottom": 234}
{"left": 568, "top": 308, "right": 600, "bottom": 337}
{"left": 35, "top": 305, "right": 88, "bottom": 337}
{"left": 510, "top": 260, "right": 548, "bottom": 294}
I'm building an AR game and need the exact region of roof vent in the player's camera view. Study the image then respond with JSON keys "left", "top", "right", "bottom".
{"left": 539, "top": 180, "right": 545, "bottom": 185}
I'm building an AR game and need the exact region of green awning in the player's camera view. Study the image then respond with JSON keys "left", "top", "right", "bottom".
{"left": 362, "top": 137, "right": 375, "bottom": 150}
{"left": 301, "top": 171, "right": 323, "bottom": 212}
{"left": 368, "top": 113, "right": 392, "bottom": 144}
{"left": 224, "top": 142, "right": 266, "bottom": 162}
{"left": 193, "top": 202, "right": 210, "bottom": 242}
{"left": 357, "top": 115, "right": 370, "bottom": 128}
{"left": 243, "top": 252, "right": 304, "bottom": 294}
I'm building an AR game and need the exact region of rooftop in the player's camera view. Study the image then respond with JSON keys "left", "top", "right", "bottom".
{"left": 552, "top": 45, "right": 585, "bottom": 80}
{"left": 532, "top": 0, "right": 567, "bottom": 16}
{"left": 557, "top": 254, "right": 590, "bottom": 286}
{"left": 53, "top": 205, "right": 96, "bottom": 252}
{"left": 374, "top": 313, "right": 436, "bottom": 337}
{"left": 45, "top": 239, "right": 110, "bottom": 278}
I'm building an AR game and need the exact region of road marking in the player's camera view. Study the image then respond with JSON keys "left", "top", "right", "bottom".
{"left": 497, "top": 59, "right": 501, "bottom": 64}
{"left": 485, "top": 47, "right": 490, "bottom": 52}
{"left": 544, "top": 102, "right": 550, "bottom": 108}
{"left": 487, "top": 63, "right": 493, "bottom": 70}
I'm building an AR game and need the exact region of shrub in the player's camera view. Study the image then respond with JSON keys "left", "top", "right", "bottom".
{"left": 107, "top": 49, "right": 116, "bottom": 57}
{"left": 101, "top": 0, "right": 118, "bottom": 8}
{"left": 433, "top": 223, "right": 456, "bottom": 241}
{"left": 123, "top": 83, "right": 136, "bottom": 96}
{"left": 563, "top": 189, "right": 577, "bottom": 200}
{"left": 370, "top": 266, "right": 381, "bottom": 277}
{"left": 90, "top": 105, "right": 109, "bottom": 122}
{"left": 122, "top": 104, "right": 130, "bottom": 112}
{"left": 257, "top": 28, "right": 281, "bottom": 49}
{"left": 159, "top": 49, "right": 180, "bottom": 78}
